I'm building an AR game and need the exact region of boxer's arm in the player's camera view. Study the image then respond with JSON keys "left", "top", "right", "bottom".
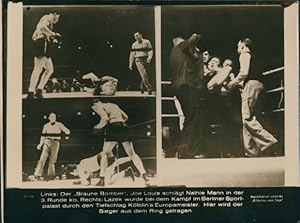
{"left": 82, "top": 72, "right": 100, "bottom": 82}
{"left": 99, "top": 76, "right": 118, "bottom": 85}
{"left": 117, "top": 157, "right": 131, "bottom": 165}
{"left": 207, "top": 66, "right": 232, "bottom": 90}
{"left": 92, "top": 104, "right": 109, "bottom": 129}
{"left": 41, "top": 25, "right": 56, "bottom": 37}
{"left": 37, "top": 19, "right": 56, "bottom": 39}
{"left": 182, "top": 33, "right": 201, "bottom": 55}
{"left": 111, "top": 157, "right": 131, "bottom": 168}
{"left": 119, "top": 108, "right": 128, "bottom": 122}
{"left": 187, "top": 33, "right": 201, "bottom": 47}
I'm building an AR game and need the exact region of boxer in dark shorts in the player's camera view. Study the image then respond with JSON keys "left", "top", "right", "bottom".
{"left": 92, "top": 99, "right": 149, "bottom": 186}
{"left": 27, "top": 12, "right": 61, "bottom": 99}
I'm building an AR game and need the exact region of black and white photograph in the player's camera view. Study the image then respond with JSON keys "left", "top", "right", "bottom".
{"left": 160, "top": 5, "right": 286, "bottom": 187}
{"left": 22, "top": 98, "right": 156, "bottom": 187}
{"left": 5, "top": 3, "right": 297, "bottom": 189}
{"left": 22, "top": 6, "right": 156, "bottom": 99}
{"left": 3, "top": 1, "right": 300, "bottom": 223}
{"left": 20, "top": 6, "right": 157, "bottom": 188}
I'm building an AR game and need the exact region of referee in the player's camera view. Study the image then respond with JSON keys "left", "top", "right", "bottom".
{"left": 129, "top": 32, "right": 153, "bottom": 94}
{"left": 33, "top": 112, "right": 70, "bottom": 181}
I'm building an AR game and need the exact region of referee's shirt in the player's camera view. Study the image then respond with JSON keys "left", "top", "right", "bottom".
{"left": 42, "top": 122, "right": 69, "bottom": 140}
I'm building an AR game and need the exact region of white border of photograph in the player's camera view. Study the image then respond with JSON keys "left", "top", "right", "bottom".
{"left": 5, "top": 3, "right": 299, "bottom": 188}
{"left": 284, "top": 2, "right": 299, "bottom": 186}
{"left": 7, "top": 3, "right": 159, "bottom": 188}
{"left": 7, "top": 2, "right": 23, "bottom": 187}
{"left": 156, "top": 3, "right": 299, "bottom": 187}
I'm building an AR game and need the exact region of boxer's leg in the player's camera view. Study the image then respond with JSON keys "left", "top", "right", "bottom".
{"left": 122, "top": 141, "right": 148, "bottom": 184}
{"left": 96, "top": 141, "right": 117, "bottom": 186}
{"left": 28, "top": 56, "right": 47, "bottom": 98}
{"left": 104, "top": 157, "right": 132, "bottom": 185}
{"left": 36, "top": 57, "right": 54, "bottom": 98}
{"left": 76, "top": 160, "right": 92, "bottom": 185}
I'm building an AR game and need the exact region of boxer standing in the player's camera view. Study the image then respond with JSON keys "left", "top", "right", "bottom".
{"left": 92, "top": 99, "right": 149, "bottom": 186}
{"left": 27, "top": 12, "right": 61, "bottom": 99}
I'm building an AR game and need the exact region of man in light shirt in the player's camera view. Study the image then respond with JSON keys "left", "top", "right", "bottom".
{"left": 27, "top": 12, "right": 61, "bottom": 99}
{"left": 92, "top": 99, "right": 149, "bottom": 186}
{"left": 226, "top": 38, "right": 278, "bottom": 157}
{"left": 129, "top": 32, "right": 153, "bottom": 94}
{"left": 34, "top": 112, "right": 70, "bottom": 181}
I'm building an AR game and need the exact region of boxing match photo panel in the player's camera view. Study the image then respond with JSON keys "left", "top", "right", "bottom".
{"left": 21, "top": 6, "right": 157, "bottom": 188}
{"left": 22, "top": 98, "right": 156, "bottom": 188}
{"left": 160, "top": 5, "right": 286, "bottom": 187}
{"left": 6, "top": 4, "right": 296, "bottom": 189}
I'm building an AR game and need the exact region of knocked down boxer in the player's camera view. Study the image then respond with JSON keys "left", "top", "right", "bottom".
{"left": 73, "top": 152, "right": 135, "bottom": 186}
{"left": 82, "top": 73, "right": 118, "bottom": 95}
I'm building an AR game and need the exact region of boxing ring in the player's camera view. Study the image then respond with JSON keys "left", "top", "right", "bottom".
{"left": 161, "top": 66, "right": 285, "bottom": 157}
{"left": 22, "top": 98, "right": 157, "bottom": 188}
{"left": 22, "top": 91, "right": 156, "bottom": 99}
{"left": 22, "top": 176, "right": 157, "bottom": 188}
{"left": 22, "top": 65, "right": 156, "bottom": 99}
{"left": 159, "top": 66, "right": 285, "bottom": 187}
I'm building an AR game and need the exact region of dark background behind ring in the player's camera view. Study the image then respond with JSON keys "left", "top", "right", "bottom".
{"left": 23, "top": 6, "right": 156, "bottom": 92}
{"left": 22, "top": 98, "right": 156, "bottom": 177}
{"left": 161, "top": 5, "right": 284, "bottom": 80}
{"left": 161, "top": 6, "right": 284, "bottom": 158}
